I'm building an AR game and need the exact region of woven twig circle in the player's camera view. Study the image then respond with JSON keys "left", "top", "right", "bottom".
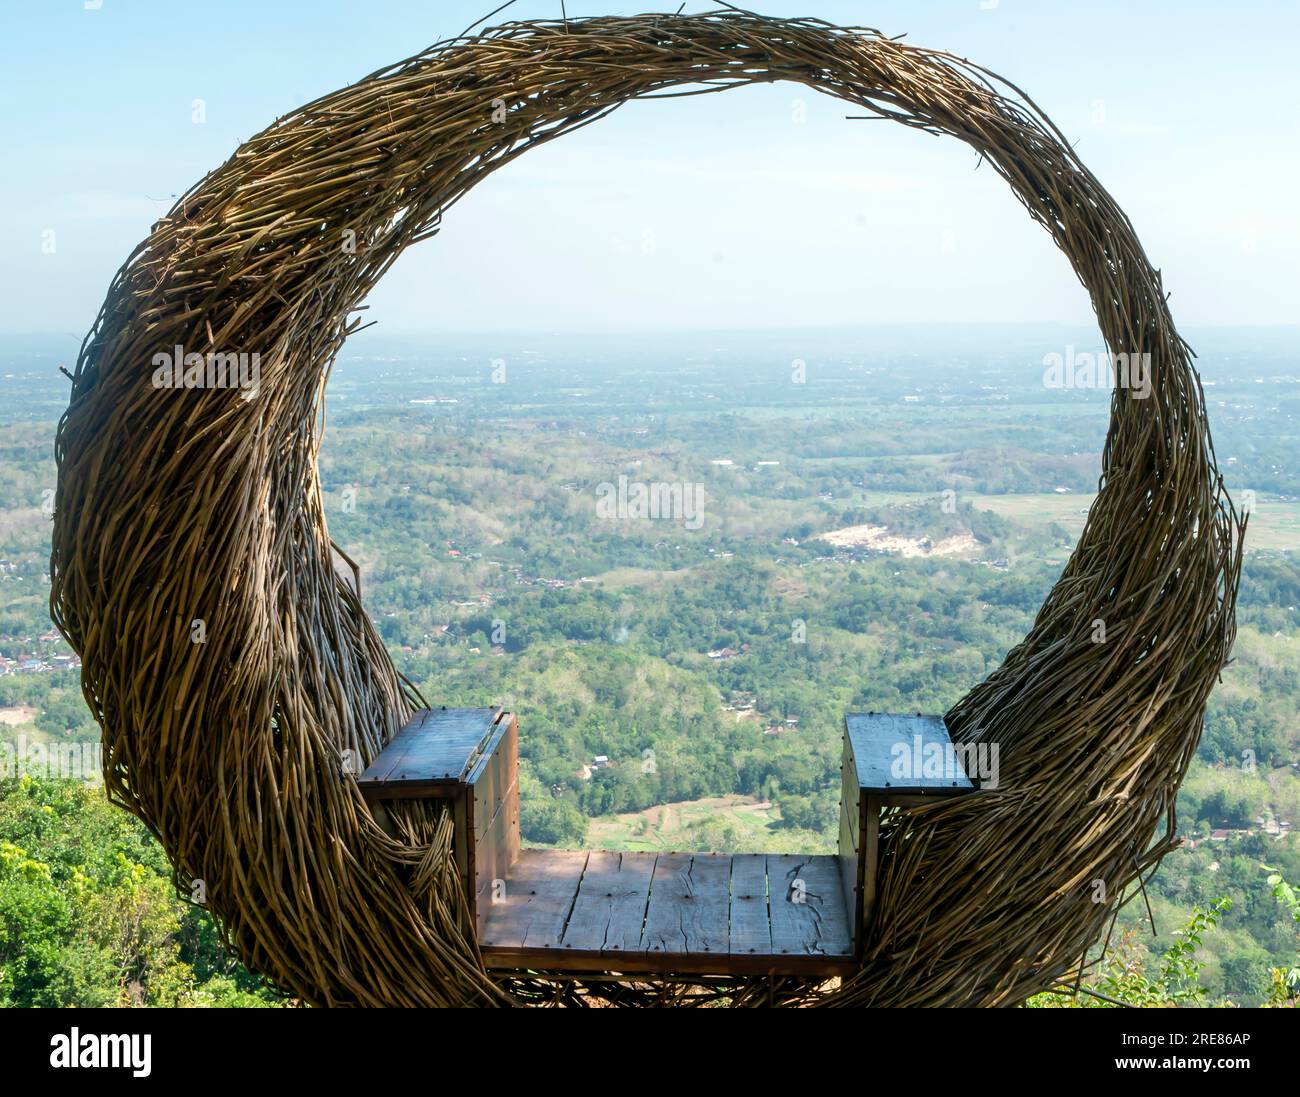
{"left": 51, "top": 12, "right": 1241, "bottom": 1006}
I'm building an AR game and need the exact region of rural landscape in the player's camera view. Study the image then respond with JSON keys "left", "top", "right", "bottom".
{"left": 1, "top": 323, "right": 1297, "bottom": 1007}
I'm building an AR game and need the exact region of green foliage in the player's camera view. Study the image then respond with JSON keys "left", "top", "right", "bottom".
{"left": 0, "top": 776, "right": 283, "bottom": 1007}
{"left": 1262, "top": 865, "right": 1300, "bottom": 1005}
{"left": 1028, "top": 899, "right": 1232, "bottom": 1008}
{"left": 521, "top": 797, "right": 588, "bottom": 847}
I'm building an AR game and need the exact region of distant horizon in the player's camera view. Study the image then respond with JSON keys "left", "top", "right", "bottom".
{"left": 3, "top": 1, "right": 1297, "bottom": 332}
{"left": 5, "top": 320, "right": 1300, "bottom": 341}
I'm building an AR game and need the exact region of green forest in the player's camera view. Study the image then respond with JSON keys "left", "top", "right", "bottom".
{"left": 2, "top": 328, "right": 1297, "bottom": 1006}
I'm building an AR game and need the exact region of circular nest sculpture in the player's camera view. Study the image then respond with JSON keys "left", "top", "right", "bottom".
{"left": 50, "top": 11, "right": 1242, "bottom": 1007}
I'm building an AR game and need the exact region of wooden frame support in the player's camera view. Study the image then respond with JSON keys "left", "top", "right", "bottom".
{"left": 357, "top": 706, "right": 519, "bottom": 938}
{"left": 839, "top": 713, "right": 977, "bottom": 954}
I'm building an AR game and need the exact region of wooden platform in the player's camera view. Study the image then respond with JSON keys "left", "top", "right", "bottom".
{"left": 359, "top": 709, "right": 979, "bottom": 977}
{"left": 479, "top": 849, "right": 855, "bottom": 977}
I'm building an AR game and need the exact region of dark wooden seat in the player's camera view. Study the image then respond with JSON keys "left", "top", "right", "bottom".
{"left": 839, "top": 712, "right": 977, "bottom": 929}
{"left": 358, "top": 707, "right": 519, "bottom": 938}
{"left": 359, "top": 708, "right": 977, "bottom": 976}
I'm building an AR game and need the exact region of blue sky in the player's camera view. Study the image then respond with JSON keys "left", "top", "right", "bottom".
{"left": 2, "top": 0, "right": 1297, "bottom": 334}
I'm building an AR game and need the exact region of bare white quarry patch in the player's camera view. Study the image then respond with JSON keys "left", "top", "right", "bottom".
{"left": 819, "top": 524, "right": 979, "bottom": 558}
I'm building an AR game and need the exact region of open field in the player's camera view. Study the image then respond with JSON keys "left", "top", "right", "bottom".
{"left": 586, "top": 794, "right": 783, "bottom": 852}
{"left": 843, "top": 489, "right": 1298, "bottom": 551}
{"left": 1245, "top": 501, "right": 1300, "bottom": 552}
{"left": 0, "top": 705, "right": 37, "bottom": 727}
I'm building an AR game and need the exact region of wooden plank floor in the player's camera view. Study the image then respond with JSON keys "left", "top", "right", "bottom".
{"left": 480, "top": 850, "right": 856, "bottom": 976}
